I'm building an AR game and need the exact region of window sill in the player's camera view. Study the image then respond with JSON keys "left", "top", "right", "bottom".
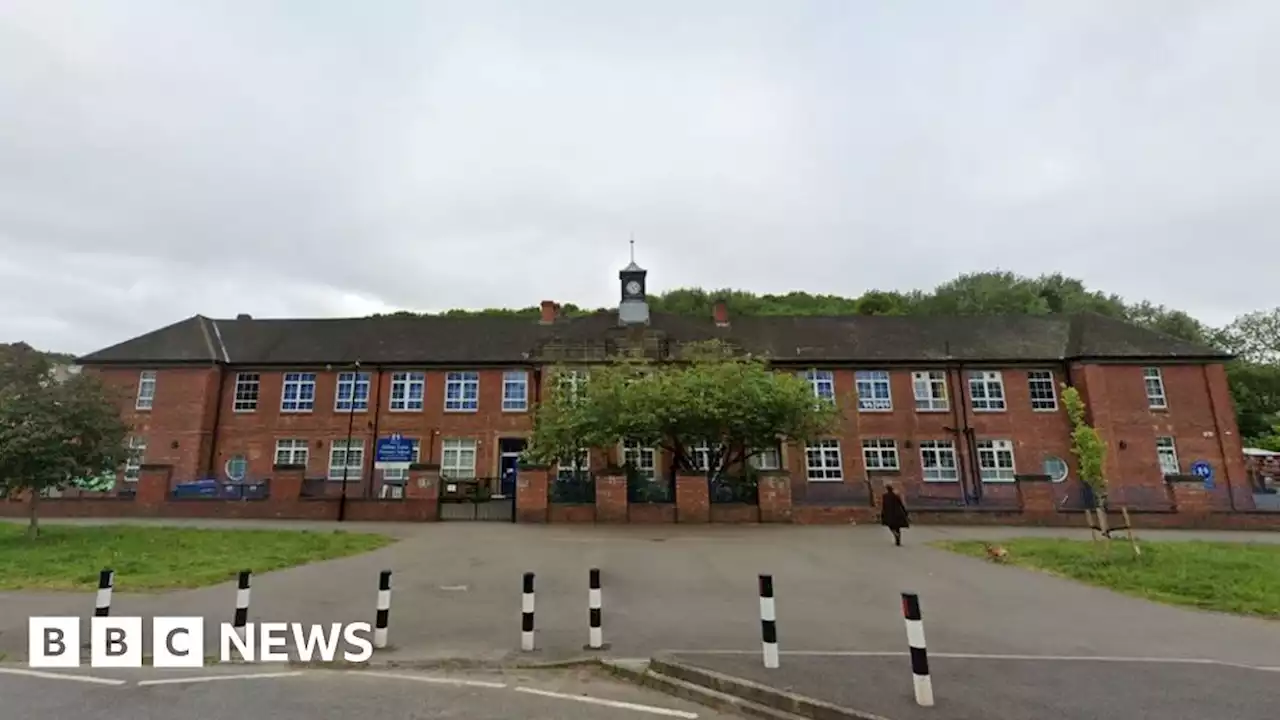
{"left": 866, "top": 468, "right": 901, "bottom": 475}
{"left": 1031, "top": 408, "right": 1058, "bottom": 413}
{"left": 806, "top": 477, "right": 845, "bottom": 483}
{"left": 1148, "top": 406, "right": 1169, "bottom": 412}
{"left": 915, "top": 408, "right": 950, "bottom": 413}
{"left": 231, "top": 408, "right": 257, "bottom": 414}
{"left": 280, "top": 409, "right": 315, "bottom": 414}
{"left": 857, "top": 407, "right": 894, "bottom": 413}
{"left": 979, "top": 478, "right": 1016, "bottom": 484}
{"left": 444, "top": 408, "right": 480, "bottom": 413}
{"left": 134, "top": 407, "right": 153, "bottom": 412}
{"left": 922, "top": 477, "right": 959, "bottom": 483}
{"left": 971, "top": 408, "right": 1007, "bottom": 413}
{"left": 388, "top": 407, "right": 424, "bottom": 413}
{"left": 502, "top": 407, "right": 529, "bottom": 413}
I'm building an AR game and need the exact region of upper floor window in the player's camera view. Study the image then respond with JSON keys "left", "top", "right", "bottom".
{"left": 557, "top": 369, "right": 588, "bottom": 401}
{"left": 968, "top": 371, "right": 1006, "bottom": 412}
{"left": 389, "top": 372, "right": 425, "bottom": 412}
{"left": 976, "top": 439, "right": 1016, "bottom": 482}
{"left": 1156, "top": 436, "right": 1179, "bottom": 475}
{"left": 335, "top": 372, "right": 371, "bottom": 412}
{"left": 1027, "top": 370, "right": 1057, "bottom": 411}
{"left": 502, "top": 371, "right": 529, "bottom": 412}
{"left": 919, "top": 440, "right": 958, "bottom": 482}
{"left": 135, "top": 371, "right": 156, "bottom": 410}
{"left": 233, "top": 373, "right": 260, "bottom": 412}
{"left": 281, "top": 372, "right": 317, "bottom": 412}
{"left": 804, "top": 440, "right": 843, "bottom": 482}
{"left": 855, "top": 370, "right": 892, "bottom": 411}
{"left": 1144, "top": 367, "right": 1167, "bottom": 409}
{"left": 803, "top": 370, "right": 836, "bottom": 403}
{"left": 912, "top": 371, "right": 948, "bottom": 412}
{"left": 444, "top": 371, "right": 479, "bottom": 412}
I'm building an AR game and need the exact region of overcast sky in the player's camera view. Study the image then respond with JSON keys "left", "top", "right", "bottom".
{"left": 2, "top": 1, "right": 1277, "bottom": 355}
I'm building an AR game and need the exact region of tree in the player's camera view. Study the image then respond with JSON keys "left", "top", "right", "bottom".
{"left": 1062, "top": 386, "right": 1107, "bottom": 508}
{"left": 525, "top": 340, "right": 841, "bottom": 485}
{"left": 1216, "top": 308, "right": 1280, "bottom": 365}
{"left": 0, "top": 344, "right": 132, "bottom": 537}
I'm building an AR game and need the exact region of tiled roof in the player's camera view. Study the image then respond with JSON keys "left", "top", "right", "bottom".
{"left": 76, "top": 310, "right": 1229, "bottom": 366}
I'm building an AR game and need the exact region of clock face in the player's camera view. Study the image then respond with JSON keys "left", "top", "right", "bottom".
{"left": 625, "top": 280, "right": 642, "bottom": 295}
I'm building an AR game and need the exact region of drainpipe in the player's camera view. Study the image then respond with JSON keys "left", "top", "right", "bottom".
{"left": 365, "top": 366, "right": 384, "bottom": 498}
{"left": 943, "top": 343, "right": 970, "bottom": 506}
{"left": 955, "top": 361, "right": 981, "bottom": 503}
{"left": 205, "top": 363, "right": 228, "bottom": 479}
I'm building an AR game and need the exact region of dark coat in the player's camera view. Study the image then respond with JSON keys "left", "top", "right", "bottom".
{"left": 880, "top": 490, "right": 910, "bottom": 529}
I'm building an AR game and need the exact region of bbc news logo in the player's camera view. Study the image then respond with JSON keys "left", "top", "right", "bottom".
{"left": 29, "top": 617, "right": 374, "bottom": 668}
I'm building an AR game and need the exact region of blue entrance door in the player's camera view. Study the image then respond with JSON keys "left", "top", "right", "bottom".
{"left": 498, "top": 438, "right": 526, "bottom": 497}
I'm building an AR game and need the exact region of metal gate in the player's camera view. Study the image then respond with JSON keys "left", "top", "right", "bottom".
{"left": 438, "top": 477, "right": 515, "bottom": 522}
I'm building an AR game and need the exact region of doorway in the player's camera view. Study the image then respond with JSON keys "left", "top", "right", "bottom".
{"left": 498, "top": 438, "right": 527, "bottom": 498}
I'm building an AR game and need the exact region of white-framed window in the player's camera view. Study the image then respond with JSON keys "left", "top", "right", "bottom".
{"left": 976, "top": 439, "right": 1016, "bottom": 482}
{"left": 912, "top": 371, "right": 949, "bottom": 411}
{"left": 855, "top": 370, "right": 892, "bottom": 411}
{"left": 328, "top": 439, "right": 364, "bottom": 481}
{"left": 335, "top": 371, "right": 371, "bottom": 412}
{"left": 862, "top": 439, "right": 900, "bottom": 471}
{"left": 381, "top": 439, "right": 421, "bottom": 483}
{"left": 1144, "top": 367, "right": 1168, "bottom": 409}
{"left": 558, "top": 369, "right": 588, "bottom": 401}
{"left": 802, "top": 370, "right": 836, "bottom": 403}
{"left": 441, "top": 438, "right": 478, "bottom": 479}
{"left": 233, "top": 373, "right": 260, "bottom": 412}
{"left": 281, "top": 372, "right": 317, "bottom": 412}
{"left": 1043, "top": 456, "right": 1068, "bottom": 483}
{"left": 749, "top": 444, "right": 782, "bottom": 471}
{"left": 1027, "top": 370, "right": 1057, "bottom": 411}
{"left": 274, "top": 438, "right": 309, "bottom": 467}
{"left": 444, "top": 371, "right": 480, "bottom": 412}
{"left": 968, "top": 371, "right": 1006, "bottom": 411}
{"left": 123, "top": 437, "right": 146, "bottom": 481}
{"left": 1156, "top": 436, "right": 1179, "bottom": 476}
{"left": 556, "top": 448, "right": 590, "bottom": 481}
{"left": 389, "top": 372, "right": 425, "bottom": 412}
{"left": 225, "top": 455, "right": 248, "bottom": 482}
{"left": 502, "top": 371, "right": 529, "bottom": 412}
{"left": 805, "top": 440, "right": 843, "bottom": 481}
{"left": 622, "top": 440, "right": 658, "bottom": 481}
{"left": 135, "top": 371, "right": 156, "bottom": 410}
{"left": 919, "top": 440, "right": 959, "bottom": 482}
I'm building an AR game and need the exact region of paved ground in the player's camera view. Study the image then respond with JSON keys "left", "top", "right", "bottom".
{"left": 669, "top": 652, "right": 1280, "bottom": 720}
{"left": 0, "top": 664, "right": 720, "bottom": 719}
{"left": 2, "top": 520, "right": 1278, "bottom": 668}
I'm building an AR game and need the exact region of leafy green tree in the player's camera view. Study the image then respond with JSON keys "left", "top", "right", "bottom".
{"left": 526, "top": 340, "right": 840, "bottom": 484}
{"left": 0, "top": 344, "right": 132, "bottom": 537}
{"left": 1062, "top": 386, "right": 1107, "bottom": 508}
{"left": 1216, "top": 308, "right": 1280, "bottom": 365}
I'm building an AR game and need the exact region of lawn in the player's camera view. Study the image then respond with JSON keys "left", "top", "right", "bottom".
{"left": 0, "top": 524, "right": 395, "bottom": 591}
{"left": 935, "top": 538, "right": 1280, "bottom": 618}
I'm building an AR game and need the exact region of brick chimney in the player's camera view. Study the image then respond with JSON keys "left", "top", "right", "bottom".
{"left": 540, "top": 300, "right": 558, "bottom": 324}
{"left": 713, "top": 301, "right": 729, "bottom": 327}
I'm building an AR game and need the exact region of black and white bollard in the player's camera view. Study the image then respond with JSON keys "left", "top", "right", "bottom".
{"left": 94, "top": 569, "right": 114, "bottom": 617}
{"left": 758, "top": 574, "right": 779, "bottom": 669}
{"left": 586, "top": 568, "right": 604, "bottom": 650}
{"left": 233, "top": 570, "right": 252, "bottom": 640}
{"left": 520, "top": 572, "right": 535, "bottom": 652}
{"left": 901, "top": 592, "right": 934, "bottom": 707}
{"left": 374, "top": 570, "right": 392, "bottom": 649}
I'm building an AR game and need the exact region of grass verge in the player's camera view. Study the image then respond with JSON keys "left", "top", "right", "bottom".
{"left": 0, "top": 524, "right": 394, "bottom": 591}
{"left": 934, "top": 538, "right": 1280, "bottom": 618}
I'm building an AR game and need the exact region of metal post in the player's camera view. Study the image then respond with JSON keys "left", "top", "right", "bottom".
{"left": 759, "top": 574, "right": 779, "bottom": 668}
{"left": 521, "top": 572, "right": 536, "bottom": 651}
{"left": 234, "top": 570, "right": 252, "bottom": 641}
{"left": 586, "top": 568, "right": 604, "bottom": 650}
{"left": 901, "top": 592, "right": 934, "bottom": 707}
{"left": 94, "top": 569, "right": 114, "bottom": 617}
{"left": 374, "top": 570, "right": 392, "bottom": 649}
{"left": 338, "top": 360, "right": 361, "bottom": 522}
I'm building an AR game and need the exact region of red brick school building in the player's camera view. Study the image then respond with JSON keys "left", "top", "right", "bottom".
{"left": 9, "top": 262, "right": 1273, "bottom": 527}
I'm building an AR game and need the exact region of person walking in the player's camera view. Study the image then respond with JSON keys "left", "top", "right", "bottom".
{"left": 880, "top": 482, "right": 910, "bottom": 546}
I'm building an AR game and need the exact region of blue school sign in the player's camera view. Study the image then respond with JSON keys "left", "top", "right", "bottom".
{"left": 375, "top": 433, "right": 415, "bottom": 465}
{"left": 1190, "top": 460, "right": 1214, "bottom": 489}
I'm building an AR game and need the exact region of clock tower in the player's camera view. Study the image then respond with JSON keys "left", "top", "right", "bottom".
{"left": 618, "top": 242, "right": 649, "bottom": 325}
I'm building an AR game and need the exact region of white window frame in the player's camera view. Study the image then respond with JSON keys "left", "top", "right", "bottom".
{"left": 558, "top": 369, "right": 588, "bottom": 401}
{"left": 502, "top": 371, "right": 529, "bottom": 412}
{"left": 862, "top": 438, "right": 900, "bottom": 471}
{"left": 135, "top": 371, "right": 156, "bottom": 410}
{"left": 334, "top": 371, "right": 371, "bottom": 412}
{"left": 123, "top": 437, "right": 146, "bottom": 481}
{"left": 919, "top": 440, "right": 959, "bottom": 482}
{"left": 805, "top": 440, "right": 843, "bottom": 482}
{"left": 556, "top": 448, "right": 590, "bottom": 481}
{"left": 441, "top": 438, "right": 478, "bottom": 479}
{"left": 233, "top": 372, "right": 260, "bottom": 412}
{"left": 976, "top": 439, "right": 1016, "bottom": 482}
{"left": 274, "top": 439, "right": 309, "bottom": 467}
{"left": 381, "top": 439, "right": 421, "bottom": 482}
{"left": 388, "top": 371, "right": 425, "bottom": 412}
{"left": 1144, "top": 367, "right": 1168, "bottom": 409}
{"left": 1156, "top": 436, "right": 1179, "bottom": 476}
{"left": 855, "top": 370, "right": 892, "bottom": 411}
{"left": 802, "top": 370, "right": 836, "bottom": 403}
{"left": 622, "top": 440, "right": 658, "bottom": 481}
{"left": 749, "top": 444, "right": 782, "bottom": 471}
{"left": 225, "top": 455, "right": 248, "bottom": 482}
{"left": 444, "top": 371, "right": 480, "bottom": 412}
{"left": 281, "top": 372, "right": 317, "bottom": 412}
{"left": 968, "top": 371, "right": 1007, "bottom": 412}
{"left": 912, "top": 371, "right": 949, "bottom": 411}
{"left": 1027, "top": 370, "right": 1057, "bottom": 411}
{"left": 1043, "top": 455, "right": 1069, "bottom": 483}
{"left": 328, "top": 439, "right": 364, "bottom": 481}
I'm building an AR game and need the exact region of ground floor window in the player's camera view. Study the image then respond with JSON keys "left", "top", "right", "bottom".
{"left": 805, "top": 440, "right": 843, "bottom": 481}
{"left": 622, "top": 440, "right": 658, "bottom": 481}
{"left": 441, "top": 438, "right": 478, "bottom": 479}
{"left": 976, "top": 439, "right": 1016, "bottom": 482}
{"left": 328, "top": 439, "right": 364, "bottom": 481}
{"left": 919, "top": 440, "right": 958, "bottom": 482}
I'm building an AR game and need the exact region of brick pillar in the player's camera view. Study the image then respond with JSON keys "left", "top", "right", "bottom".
{"left": 675, "top": 472, "right": 710, "bottom": 523}
{"left": 136, "top": 464, "right": 172, "bottom": 506}
{"left": 271, "top": 464, "right": 305, "bottom": 501}
{"left": 758, "top": 471, "right": 793, "bottom": 523}
{"left": 406, "top": 464, "right": 440, "bottom": 500}
{"left": 1168, "top": 478, "right": 1212, "bottom": 517}
{"left": 1016, "top": 475, "right": 1055, "bottom": 515}
{"left": 595, "top": 473, "right": 628, "bottom": 523}
{"left": 516, "top": 463, "right": 550, "bottom": 523}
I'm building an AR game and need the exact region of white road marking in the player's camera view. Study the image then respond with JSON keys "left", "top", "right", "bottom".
{"left": 354, "top": 671, "right": 507, "bottom": 689}
{"left": 135, "top": 671, "right": 305, "bottom": 686}
{"left": 514, "top": 686, "right": 699, "bottom": 718}
{"left": 666, "top": 649, "right": 1277, "bottom": 671}
{"left": 0, "top": 668, "right": 127, "bottom": 686}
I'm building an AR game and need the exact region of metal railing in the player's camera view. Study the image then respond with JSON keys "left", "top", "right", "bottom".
{"left": 549, "top": 472, "right": 596, "bottom": 503}
{"left": 709, "top": 474, "right": 759, "bottom": 504}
